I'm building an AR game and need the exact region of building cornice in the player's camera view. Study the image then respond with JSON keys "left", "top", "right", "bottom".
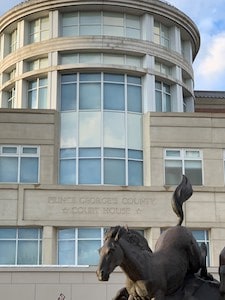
{"left": 0, "top": 0, "right": 200, "bottom": 58}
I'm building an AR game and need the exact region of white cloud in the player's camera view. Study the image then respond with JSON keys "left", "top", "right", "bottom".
{"left": 194, "top": 32, "right": 225, "bottom": 90}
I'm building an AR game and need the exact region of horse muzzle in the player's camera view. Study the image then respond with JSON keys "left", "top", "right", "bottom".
{"left": 96, "top": 269, "right": 109, "bottom": 281}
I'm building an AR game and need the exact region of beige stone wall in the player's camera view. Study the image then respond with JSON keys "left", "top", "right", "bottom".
{"left": 0, "top": 110, "right": 225, "bottom": 297}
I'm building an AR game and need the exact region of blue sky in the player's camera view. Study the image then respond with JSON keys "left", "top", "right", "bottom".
{"left": 1, "top": 0, "right": 225, "bottom": 91}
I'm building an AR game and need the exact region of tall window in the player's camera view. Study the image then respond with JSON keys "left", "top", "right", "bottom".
{"left": 7, "top": 87, "right": 16, "bottom": 108}
{"left": 28, "top": 77, "right": 48, "bottom": 109}
{"left": 155, "top": 81, "right": 171, "bottom": 112}
{"left": 10, "top": 29, "right": 17, "bottom": 53}
{"left": 164, "top": 149, "right": 203, "bottom": 185}
{"left": 58, "top": 228, "right": 104, "bottom": 266}
{"left": 0, "top": 145, "right": 39, "bottom": 183}
{"left": 192, "top": 229, "right": 210, "bottom": 266}
{"left": 29, "top": 17, "right": 49, "bottom": 43}
{"left": 0, "top": 228, "right": 42, "bottom": 265}
{"left": 60, "top": 73, "right": 143, "bottom": 186}
{"left": 61, "top": 11, "right": 140, "bottom": 39}
{"left": 154, "top": 21, "right": 169, "bottom": 48}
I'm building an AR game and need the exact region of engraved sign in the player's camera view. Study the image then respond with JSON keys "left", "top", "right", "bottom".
{"left": 22, "top": 188, "right": 173, "bottom": 223}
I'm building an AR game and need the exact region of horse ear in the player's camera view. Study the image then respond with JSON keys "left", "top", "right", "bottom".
{"left": 115, "top": 227, "right": 121, "bottom": 241}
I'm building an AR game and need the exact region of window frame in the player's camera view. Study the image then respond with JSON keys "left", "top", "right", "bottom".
{"left": 191, "top": 229, "right": 210, "bottom": 266}
{"left": 59, "top": 72, "right": 143, "bottom": 186}
{"left": 0, "top": 227, "right": 42, "bottom": 265}
{"left": 0, "top": 145, "right": 40, "bottom": 184}
{"left": 28, "top": 77, "right": 48, "bottom": 109}
{"left": 29, "top": 17, "right": 49, "bottom": 43}
{"left": 57, "top": 227, "right": 105, "bottom": 266}
{"left": 164, "top": 149, "right": 203, "bottom": 186}
{"left": 155, "top": 81, "right": 171, "bottom": 112}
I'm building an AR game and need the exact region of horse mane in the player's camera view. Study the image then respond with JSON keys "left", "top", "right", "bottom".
{"left": 105, "top": 226, "right": 152, "bottom": 252}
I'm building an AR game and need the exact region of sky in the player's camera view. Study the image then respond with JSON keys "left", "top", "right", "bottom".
{"left": 1, "top": 0, "right": 225, "bottom": 91}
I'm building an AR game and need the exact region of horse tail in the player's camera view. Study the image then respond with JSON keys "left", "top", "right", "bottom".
{"left": 171, "top": 175, "right": 193, "bottom": 226}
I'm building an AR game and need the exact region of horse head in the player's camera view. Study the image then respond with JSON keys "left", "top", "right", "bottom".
{"left": 96, "top": 226, "right": 125, "bottom": 281}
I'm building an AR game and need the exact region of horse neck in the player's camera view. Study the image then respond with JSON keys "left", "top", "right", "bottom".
{"left": 118, "top": 237, "right": 152, "bottom": 282}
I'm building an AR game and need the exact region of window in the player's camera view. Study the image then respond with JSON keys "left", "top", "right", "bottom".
{"left": 10, "top": 29, "right": 17, "bottom": 53}
{"left": 58, "top": 228, "right": 104, "bottom": 266}
{"left": 28, "top": 57, "right": 48, "bottom": 71}
{"left": 164, "top": 149, "right": 203, "bottom": 185}
{"left": 29, "top": 17, "right": 49, "bottom": 43}
{"left": 154, "top": 21, "right": 170, "bottom": 48}
{"left": 0, "top": 228, "right": 42, "bottom": 265}
{"left": 0, "top": 145, "right": 40, "bottom": 183}
{"left": 7, "top": 87, "right": 16, "bottom": 108}
{"left": 155, "top": 81, "right": 171, "bottom": 112}
{"left": 192, "top": 229, "right": 210, "bottom": 266}
{"left": 155, "top": 62, "right": 171, "bottom": 76}
{"left": 28, "top": 77, "right": 48, "bottom": 109}
{"left": 60, "top": 52, "right": 142, "bottom": 68}
{"left": 61, "top": 12, "right": 140, "bottom": 39}
{"left": 59, "top": 73, "right": 143, "bottom": 186}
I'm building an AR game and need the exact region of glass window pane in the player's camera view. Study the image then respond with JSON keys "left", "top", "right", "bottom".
{"left": 0, "top": 228, "right": 16, "bottom": 239}
{"left": 60, "top": 148, "right": 76, "bottom": 159}
{"left": 0, "top": 157, "right": 18, "bottom": 182}
{"left": 127, "top": 114, "right": 142, "bottom": 150}
{"left": 79, "top": 148, "right": 100, "bottom": 157}
{"left": 2, "top": 147, "right": 17, "bottom": 154}
{"left": 0, "top": 241, "right": 16, "bottom": 264}
{"left": 58, "top": 240, "right": 75, "bottom": 265}
{"left": 80, "top": 73, "right": 101, "bottom": 81}
{"left": 155, "top": 90, "right": 162, "bottom": 112}
{"left": 61, "top": 54, "right": 79, "bottom": 64}
{"left": 18, "top": 241, "right": 38, "bottom": 265}
{"left": 185, "top": 160, "right": 202, "bottom": 185}
{"left": 103, "top": 12, "right": 123, "bottom": 26}
{"left": 58, "top": 228, "right": 75, "bottom": 239}
{"left": 78, "top": 240, "right": 101, "bottom": 265}
{"left": 61, "top": 74, "right": 77, "bottom": 83}
{"left": 165, "top": 160, "right": 182, "bottom": 185}
{"left": 127, "top": 85, "right": 142, "bottom": 112}
{"left": 128, "top": 149, "right": 143, "bottom": 159}
{"left": 20, "top": 157, "right": 38, "bottom": 183}
{"left": 166, "top": 150, "right": 180, "bottom": 157}
{"left": 128, "top": 160, "right": 143, "bottom": 186}
{"left": 104, "top": 148, "right": 125, "bottom": 158}
{"left": 79, "top": 83, "right": 101, "bottom": 109}
{"left": 61, "top": 83, "right": 77, "bottom": 111}
{"left": 104, "top": 83, "right": 124, "bottom": 110}
{"left": 79, "top": 112, "right": 101, "bottom": 147}
{"left": 79, "top": 159, "right": 101, "bottom": 184}
{"left": 18, "top": 228, "right": 39, "bottom": 239}
{"left": 104, "top": 159, "right": 125, "bottom": 185}
{"left": 78, "top": 228, "right": 101, "bottom": 239}
{"left": 22, "top": 147, "right": 38, "bottom": 154}
{"left": 39, "top": 87, "right": 48, "bottom": 109}
{"left": 60, "top": 112, "right": 77, "bottom": 147}
{"left": 28, "top": 90, "right": 37, "bottom": 109}
{"left": 192, "top": 230, "right": 207, "bottom": 241}
{"left": 80, "top": 53, "right": 101, "bottom": 63}
{"left": 104, "top": 112, "right": 125, "bottom": 148}
{"left": 80, "top": 12, "right": 101, "bottom": 25}
{"left": 59, "top": 159, "right": 76, "bottom": 185}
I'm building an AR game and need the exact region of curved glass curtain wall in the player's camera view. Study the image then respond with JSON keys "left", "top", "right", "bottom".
{"left": 59, "top": 73, "right": 143, "bottom": 186}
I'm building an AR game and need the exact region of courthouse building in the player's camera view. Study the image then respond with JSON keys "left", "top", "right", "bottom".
{"left": 0, "top": 0, "right": 225, "bottom": 298}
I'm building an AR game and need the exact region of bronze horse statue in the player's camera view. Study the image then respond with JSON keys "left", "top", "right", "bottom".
{"left": 97, "top": 176, "right": 220, "bottom": 299}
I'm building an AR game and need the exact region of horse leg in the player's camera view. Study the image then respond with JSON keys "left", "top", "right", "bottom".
{"left": 112, "top": 287, "right": 129, "bottom": 300}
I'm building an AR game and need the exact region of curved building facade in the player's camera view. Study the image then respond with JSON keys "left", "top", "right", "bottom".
{"left": 1, "top": 1, "right": 225, "bottom": 299}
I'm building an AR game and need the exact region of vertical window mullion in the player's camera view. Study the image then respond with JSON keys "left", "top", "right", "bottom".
{"left": 15, "top": 229, "right": 18, "bottom": 265}
{"left": 75, "top": 228, "right": 78, "bottom": 266}
{"left": 124, "top": 75, "right": 128, "bottom": 185}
